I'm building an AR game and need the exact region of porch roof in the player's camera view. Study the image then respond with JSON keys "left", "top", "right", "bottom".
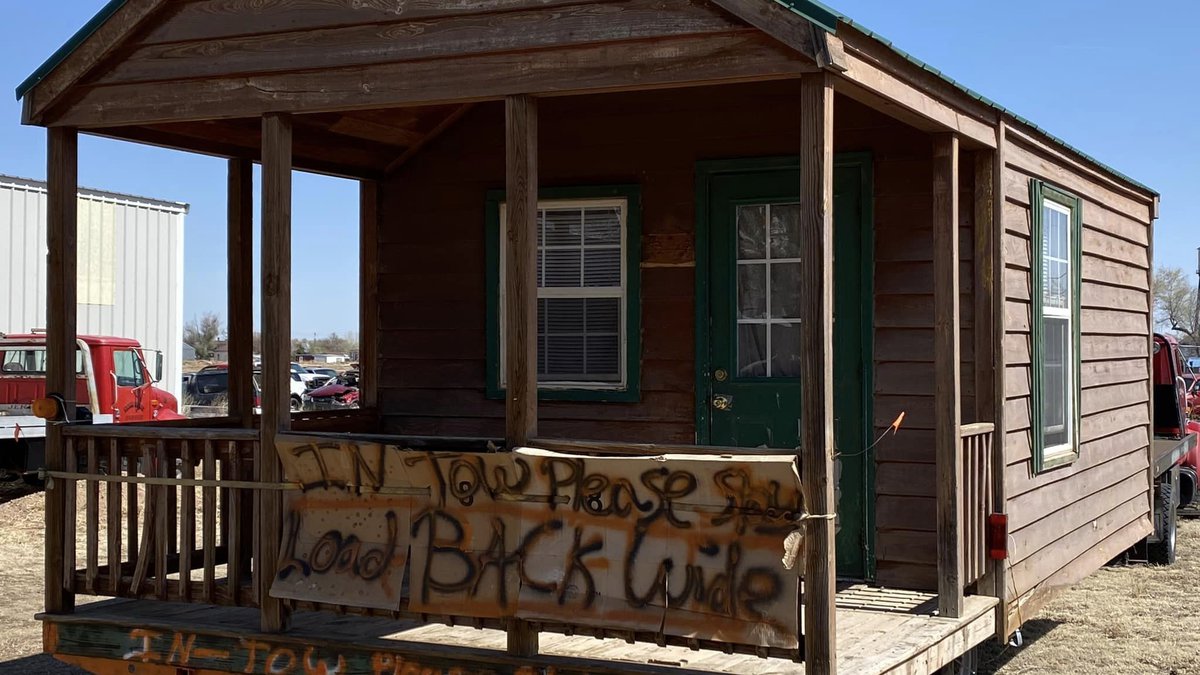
{"left": 14, "top": 0, "right": 1157, "bottom": 199}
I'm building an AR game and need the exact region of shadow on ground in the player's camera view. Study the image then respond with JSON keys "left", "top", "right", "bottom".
{"left": 0, "top": 653, "right": 84, "bottom": 674}
{"left": 976, "top": 618, "right": 1064, "bottom": 675}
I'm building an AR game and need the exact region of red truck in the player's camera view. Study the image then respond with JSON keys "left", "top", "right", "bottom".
{"left": 0, "top": 333, "right": 184, "bottom": 479}
{"left": 1145, "top": 333, "right": 1200, "bottom": 563}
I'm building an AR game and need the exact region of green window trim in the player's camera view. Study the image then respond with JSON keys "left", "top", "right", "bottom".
{"left": 1029, "top": 180, "right": 1083, "bottom": 474}
{"left": 485, "top": 184, "right": 642, "bottom": 403}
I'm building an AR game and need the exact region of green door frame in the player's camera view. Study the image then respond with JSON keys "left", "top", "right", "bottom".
{"left": 693, "top": 154, "right": 876, "bottom": 578}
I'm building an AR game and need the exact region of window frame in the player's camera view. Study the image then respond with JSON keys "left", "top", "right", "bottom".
{"left": 1029, "top": 180, "right": 1083, "bottom": 473}
{"left": 485, "top": 184, "right": 642, "bottom": 402}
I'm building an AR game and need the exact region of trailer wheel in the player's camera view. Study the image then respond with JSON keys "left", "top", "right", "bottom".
{"left": 290, "top": 395, "right": 303, "bottom": 412}
{"left": 1148, "top": 478, "right": 1177, "bottom": 565}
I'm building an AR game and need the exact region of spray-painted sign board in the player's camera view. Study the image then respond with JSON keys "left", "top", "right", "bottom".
{"left": 271, "top": 437, "right": 806, "bottom": 649}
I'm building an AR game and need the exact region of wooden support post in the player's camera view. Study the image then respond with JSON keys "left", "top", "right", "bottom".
{"left": 45, "top": 126, "right": 78, "bottom": 616}
{"left": 933, "top": 132, "right": 964, "bottom": 619}
{"left": 359, "top": 180, "right": 380, "bottom": 410}
{"left": 227, "top": 158, "right": 256, "bottom": 583}
{"left": 799, "top": 73, "right": 836, "bottom": 675}
{"left": 227, "top": 158, "right": 255, "bottom": 425}
{"left": 259, "top": 112, "right": 293, "bottom": 633}
{"left": 972, "top": 147, "right": 998, "bottom": 598}
{"left": 989, "top": 123, "right": 1010, "bottom": 633}
{"left": 504, "top": 93, "right": 539, "bottom": 658}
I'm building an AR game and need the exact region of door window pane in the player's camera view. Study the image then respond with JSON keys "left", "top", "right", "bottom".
{"left": 735, "top": 202, "right": 804, "bottom": 378}
{"left": 737, "top": 324, "right": 768, "bottom": 378}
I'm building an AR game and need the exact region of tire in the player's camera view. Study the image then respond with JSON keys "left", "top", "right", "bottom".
{"left": 290, "top": 395, "right": 303, "bottom": 412}
{"left": 1148, "top": 477, "right": 1177, "bottom": 565}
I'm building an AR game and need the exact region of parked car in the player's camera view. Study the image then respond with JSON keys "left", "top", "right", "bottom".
{"left": 290, "top": 362, "right": 322, "bottom": 389}
{"left": 301, "top": 375, "right": 359, "bottom": 411}
{"left": 186, "top": 364, "right": 301, "bottom": 414}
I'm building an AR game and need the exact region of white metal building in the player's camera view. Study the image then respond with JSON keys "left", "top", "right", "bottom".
{"left": 0, "top": 174, "right": 188, "bottom": 399}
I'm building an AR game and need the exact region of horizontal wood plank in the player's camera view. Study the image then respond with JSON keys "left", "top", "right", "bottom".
{"left": 55, "top": 33, "right": 817, "bottom": 127}
{"left": 105, "top": 0, "right": 745, "bottom": 85}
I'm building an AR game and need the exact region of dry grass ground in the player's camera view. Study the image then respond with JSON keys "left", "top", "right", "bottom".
{"left": 0, "top": 482, "right": 1195, "bottom": 674}
{"left": 979, "top": 517, "right": 1200, "bottom": 675}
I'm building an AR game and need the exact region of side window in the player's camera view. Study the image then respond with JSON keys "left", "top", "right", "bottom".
{"left": 1030, "top": 180, "right": 1082, "bottom": 473}
{"left": 113, "top": 349, "right": 146, "bottom": 388}
{"left": 0, "top": 348, "right": 83, "bottom": 374}
{"left": 486, "top": 186, "right": 642, "bottom": 401}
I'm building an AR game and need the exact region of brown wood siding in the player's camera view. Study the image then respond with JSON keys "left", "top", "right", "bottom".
{"left": 999, "top": 132, "right": 1154, "bottom": 632}
{"left": 866, "top": 117, "right": 976, "bottom": 591}
{"left": 378, "top": 83, "right": 972, "bottom": 589}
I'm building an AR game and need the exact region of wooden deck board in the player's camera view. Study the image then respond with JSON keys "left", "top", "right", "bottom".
{"left": 41, "top": 586, "right": 998, "bottom": 674}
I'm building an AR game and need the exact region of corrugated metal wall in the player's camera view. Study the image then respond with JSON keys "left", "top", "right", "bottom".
{"left": 0, "top": 175, "right": 187, "bottom": 400}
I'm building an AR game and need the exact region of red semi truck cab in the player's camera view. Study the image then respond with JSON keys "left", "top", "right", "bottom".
{"left": 0, "top": 333, "right": 184, "bottom": 477}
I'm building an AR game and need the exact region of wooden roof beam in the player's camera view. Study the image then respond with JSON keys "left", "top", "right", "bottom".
{"left": 709, "top": 0, "right": 843, "bottom": 70}
{"left": 46, "top": 33, "right": 817, "bottom": 129}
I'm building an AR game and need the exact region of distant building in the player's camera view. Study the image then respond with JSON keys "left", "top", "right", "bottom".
{"left": 211, "top": 341, "right": 229, "bottom": 362}
{"left": 182, "top": 343, "right": 196, "bottom": 360}
{"left": 310, "top": 353, "right": 350, "bottom": 364}
{"left": 0, "top": 175, "right": 188, "bottom": 399}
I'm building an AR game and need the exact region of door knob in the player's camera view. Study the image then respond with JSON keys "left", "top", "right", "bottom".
{"left": 712, "top": 394, "right": 733, "bottom": 411}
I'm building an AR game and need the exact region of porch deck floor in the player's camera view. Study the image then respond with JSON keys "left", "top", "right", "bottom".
{"left": 43, "top": 587, "right": 997, "bottom": 675}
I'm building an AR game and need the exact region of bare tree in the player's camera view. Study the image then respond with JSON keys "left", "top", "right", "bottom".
{"left": 184, "top": 312, "right": 224, "bottom": 359}
{"left": 1154, "top": 266, "right": 1199, "bottom": 343}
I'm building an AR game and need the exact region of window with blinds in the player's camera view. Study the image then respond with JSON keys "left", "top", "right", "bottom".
{"left": 497, "top": 196, "right": 633, "bottom": 391}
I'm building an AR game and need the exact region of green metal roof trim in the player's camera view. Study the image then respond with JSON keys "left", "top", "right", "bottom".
{"left": 16, "top": 0, "right": 1156, "bottom": 197}
{"left": 15, "top": 0, "right": 127, "bottom": 100}
{"left": 775, "top": 0, "right": 1156, "bottom": 197}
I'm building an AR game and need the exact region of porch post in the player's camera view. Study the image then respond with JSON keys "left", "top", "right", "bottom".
{"left": 227, "top": 158, "right": 254, "bottom": 424}
{"left": 226, "top": 157, "right": 256, "bottom": 588}
{"left": 259, "top": 112, "right": 293, "bottom": 632}
{"left": 933, "top": 132, "right": 964, "bottom": 618}
{"left": 45, "top": 126, "right": 78, "bottom": 615}
{"left": 359, "top": 180, "right": 380, "bottom": 409}
{"left": 799, "top": 72, "right": 836, "bottom": 674}
{"left": 504, "top": 93, "right": 539, "bottom": 657}
{"left": 972, "top": 146, "right": 1001, "bottom": 600}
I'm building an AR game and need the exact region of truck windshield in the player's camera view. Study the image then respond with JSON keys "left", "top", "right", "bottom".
{"left": 0, "top": 347, "right": 85, "bottom": 375}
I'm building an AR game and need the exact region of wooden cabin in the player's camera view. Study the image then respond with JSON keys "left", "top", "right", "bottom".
{"left": 18, "top": 1, "right": 1161, "bottom": 673}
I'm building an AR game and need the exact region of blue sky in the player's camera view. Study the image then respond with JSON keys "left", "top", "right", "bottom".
{"left": 1, "top": 1, "right": 1197, "bottom": 338}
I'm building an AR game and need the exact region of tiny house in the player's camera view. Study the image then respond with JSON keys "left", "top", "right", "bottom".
{"left": 19, "top": 1, "right": 1165, "bottom": 673}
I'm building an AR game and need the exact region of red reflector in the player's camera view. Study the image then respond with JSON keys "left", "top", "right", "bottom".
{"left": 988, "top": 514, "right": 1009, "bottom": 560}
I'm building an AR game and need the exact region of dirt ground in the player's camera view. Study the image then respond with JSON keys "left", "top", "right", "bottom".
{"left": 0, "top": 483, "right": 1196, "bottom": 674}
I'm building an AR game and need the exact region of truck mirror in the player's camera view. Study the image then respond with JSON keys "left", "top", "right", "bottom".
{"left": 155, "top": 351, "right": 164, "bottom": 383}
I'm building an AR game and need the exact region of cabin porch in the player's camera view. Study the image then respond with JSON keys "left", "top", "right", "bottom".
{"left": 31, "top": 16, "right": 1007, "bottom": 675}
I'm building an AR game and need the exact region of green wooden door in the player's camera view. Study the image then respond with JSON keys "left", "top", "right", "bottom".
{"left": 699, "top": 157, "right": 873, "bottom": 578}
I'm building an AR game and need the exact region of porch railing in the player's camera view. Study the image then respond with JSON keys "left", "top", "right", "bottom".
{"left": 959, "top": 422, "right": 995, "bottom": 587}
{"left": 58, "top": 424, "right": 261, "bottom": 607}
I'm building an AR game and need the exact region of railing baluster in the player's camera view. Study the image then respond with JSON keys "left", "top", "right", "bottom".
{"left": 203, "top": 440, "right": 217, "bottom": 604}
{"left": 63, "top": 438, "right": 77, "bottom": 593}
{"left": 125, "top": 442, "right": 138, "bottom": 577}
{"left": 228, "top": 440, "right": 244, "bottom": 605}
{"left": 130, "top": 446, "right": 155, "bottom": 596}
{"left": 107, "top": 439, "right": 121, "bottom": 595}
{"left": 85, "top": 437, "right": 99, "bottom": 593}
{"left": 180, "top": 440, "right": 195, "bottom": 603}
{"left": 155, "top": 440, "right": 169, "bottom": 600}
